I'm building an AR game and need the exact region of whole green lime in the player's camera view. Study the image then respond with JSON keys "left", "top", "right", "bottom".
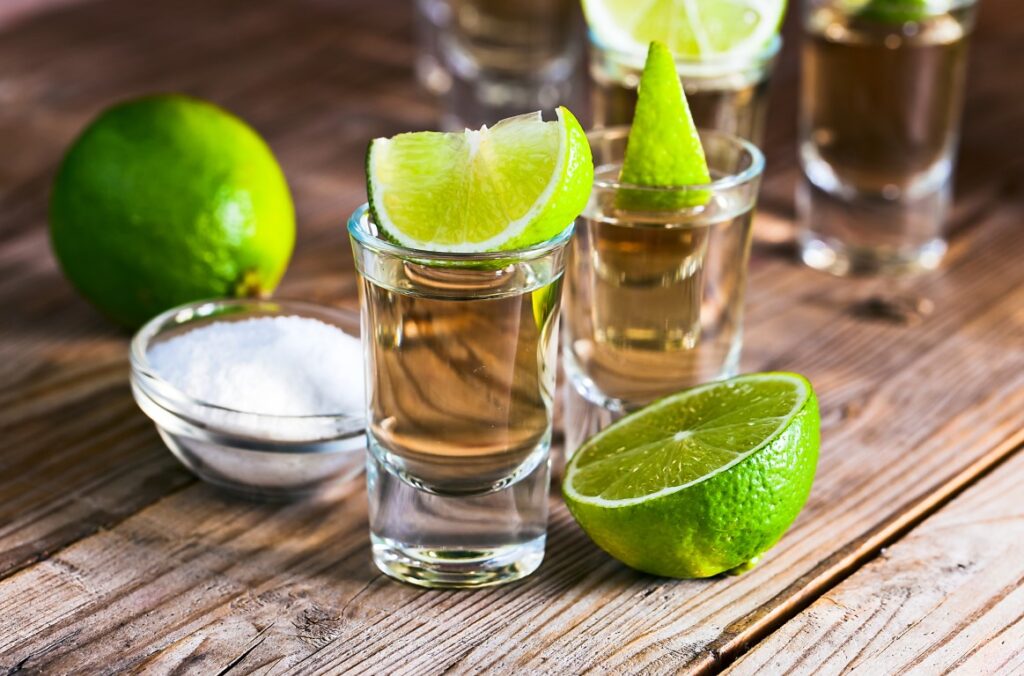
{"left": 50, "top": 94, "right": 295, "bottom": 328}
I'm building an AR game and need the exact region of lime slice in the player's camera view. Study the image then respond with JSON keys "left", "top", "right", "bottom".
{"left": 366, "top": 107, "right": 593, "bottom": 253}
{"left": 618, "top": 41, "right": 711, "bottom": 211}
{"left": 583, "top": 0, "right": 786, "bottom": 60}
{"left": 563, "top": 372, "right": 820, "bottom": 579}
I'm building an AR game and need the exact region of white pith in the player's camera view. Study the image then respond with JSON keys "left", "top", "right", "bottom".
{"left": 368, "top": 110, "right": 571, "bottom": 253}
{"left": 563, "top": 373, "right": 810, "bottom": 509}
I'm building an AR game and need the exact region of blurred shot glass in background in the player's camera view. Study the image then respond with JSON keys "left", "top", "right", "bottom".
{"left": 799, "top": 0, "right": 977, "bottom": 276}
{"left": 582, "top": 0, "right": 784, "bottom": 146}
{"left": 414, "top": 0, "right": 584, "bottom": 130}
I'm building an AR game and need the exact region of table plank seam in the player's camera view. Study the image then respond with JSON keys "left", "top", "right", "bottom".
{"left": 705, "top": 432, "right": 1024, "bottom": 674}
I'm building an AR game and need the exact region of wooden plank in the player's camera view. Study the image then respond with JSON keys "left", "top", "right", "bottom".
{"left": 726, "top": 449, "right": 1024, "bottom": 675}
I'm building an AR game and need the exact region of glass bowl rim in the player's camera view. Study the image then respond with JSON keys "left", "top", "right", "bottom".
{"left": 130, "top": 297, "right": 365, "bottom": 427}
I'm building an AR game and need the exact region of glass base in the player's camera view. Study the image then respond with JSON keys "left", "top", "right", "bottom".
{"left": 371, "top": 534, "right": 545, "bottom": 589}
{"left": 366, "top": 442, "right": 549, "bottom": 589}
{"left": 797, "top": 176, "right": 949, "bottom": 276}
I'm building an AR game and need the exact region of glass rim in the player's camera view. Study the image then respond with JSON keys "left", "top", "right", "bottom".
{"left": 347, "top": 204, "right": 576, "bottom": 263}
{"left": 587, "top": 127, "right": 765, "bottom": 193}
{"left": 588, "top": 33, "right": 783, "bottom": 74}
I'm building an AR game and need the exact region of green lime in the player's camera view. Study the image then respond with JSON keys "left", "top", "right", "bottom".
{"left": 618, "top": 41, "right": 711, "bottom": 210}
{"left": 366, "top": 107, "right": 593, "bottom": 253}
{"left": 583, "top": 0, "right": 785, "bottom": 61}
{"left": 50, "top": 94, "right": 295, "bottom": 329}
{"left": 563, "top": 372, "right": 820, "bottom": 579}
{"left": 856, "top": 0, "right": 934, "bottom": 23}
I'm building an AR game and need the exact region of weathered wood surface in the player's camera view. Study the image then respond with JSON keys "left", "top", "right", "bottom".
{"left": 0, "top": 0, "right": 1022, "bottom": 674}
{"left": 726, "top": 450, "right": 1024, "bottom": 675}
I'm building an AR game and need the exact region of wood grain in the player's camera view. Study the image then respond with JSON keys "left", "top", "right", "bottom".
{"left": 726, "top": 449, "right": 1024, "bottom": 675}
{"left": 0, "top": 0, "right": 1022, "bottom": 673}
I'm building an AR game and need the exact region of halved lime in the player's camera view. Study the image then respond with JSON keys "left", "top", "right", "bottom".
{"left": 366, "top": 107, "right": 593, "bottom": 253}
{"left": 583, "top": 0, "right": 786, "bottom": 60}
{"left": 563, "top": 372, "right": 820, "bottom": 578}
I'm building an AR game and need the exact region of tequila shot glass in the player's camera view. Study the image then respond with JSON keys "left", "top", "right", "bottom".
{"left": 348, "top": 204, "right": 571, "bottom": 588}
{"left": 562, "top": 128, "right": 764, "bottom": 456}
{"left": 798, "top": 0, "right": 977, "bottom": 275}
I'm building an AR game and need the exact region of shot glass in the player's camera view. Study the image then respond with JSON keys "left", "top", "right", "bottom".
{"left": 562, "top": 128, "right": 764, "bottom": 455}
{"left": 798, "top": 0, "right": 977, "bottom": 275}
{"left": 418, "top": 0, "right": 585, "bottom": 130}
{"left": 588, "top": 34, "right": 782, "bottom": 147}
{"left": 348, "top": 204, "right": 571, "bottom": 588}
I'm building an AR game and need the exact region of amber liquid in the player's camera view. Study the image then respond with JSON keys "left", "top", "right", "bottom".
{"left": 565, "top": 193, "right": 754, "bottom": 407}
{"left": 802, "top": 6, "right": 973, "bottom": 198}
{"left": 363, "top": 264, "right": 561, "bottom": 494}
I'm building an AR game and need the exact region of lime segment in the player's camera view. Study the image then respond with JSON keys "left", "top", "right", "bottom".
{"left": 618, "top": 41, "right": 711, "bottom": 210}
{"left": 563, "top": 372, "right": 820, "bottom": 578}
{"left": 367, "top": 107, "right": 593, "bottom": 253}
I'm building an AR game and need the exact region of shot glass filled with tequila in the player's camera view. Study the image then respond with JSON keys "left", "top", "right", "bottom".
{"left": 798, "top": 0, "right": 977, "bottom": 275}
{"left": 563, "top": 128, "right": 764, "bottom": 453}
{"left": 349, "top": 205, "right": 571, "bottom": 588}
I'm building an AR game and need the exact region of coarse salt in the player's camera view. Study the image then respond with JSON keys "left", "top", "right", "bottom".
{"left": 147, "top": 315, "right": 365, "bottom": 417}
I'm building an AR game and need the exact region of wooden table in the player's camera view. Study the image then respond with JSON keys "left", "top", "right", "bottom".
{"left": 2, "top": 0, "right": 1022, "bottom": 673}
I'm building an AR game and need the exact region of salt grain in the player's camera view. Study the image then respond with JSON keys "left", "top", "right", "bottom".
{"left": 148, "top": 316, "right": 365, "bottom": 417}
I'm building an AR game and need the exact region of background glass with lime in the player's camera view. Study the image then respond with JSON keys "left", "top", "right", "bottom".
{"left": 584, "top": 0, "right": 785, "bottom": 148}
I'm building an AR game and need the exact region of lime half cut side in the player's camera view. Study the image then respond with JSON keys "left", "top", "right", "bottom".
{"left": 583, "top": 0, "right": 786, "bottom": 61}
{"left": 563, "top": 372, "right": 820, "bottom": 579}
{"left": 367, "top": 106, "right": 593, "bottom": 253}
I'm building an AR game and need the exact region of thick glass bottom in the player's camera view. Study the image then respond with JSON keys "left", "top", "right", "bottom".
{"left": 371, "top": 534, "right": 545, "bottom": 589}
{"left": 797, "top": 176, "right": 949, "bottom": 277}
{"left": 366, "top": 440, "right": 550, "bottom": 589}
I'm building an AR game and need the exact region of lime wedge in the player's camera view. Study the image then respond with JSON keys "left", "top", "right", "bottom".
{"left": 366, "top": 107, "right": 593, "bottom": 253}
{"left": 618, "top": 41, "right": 711, "bottom": 210}
{"left": 583, "top": 0, "right": 786, "bottom": 60}
{"left": 563, "top": 372, "right": 820, "bottom": 578}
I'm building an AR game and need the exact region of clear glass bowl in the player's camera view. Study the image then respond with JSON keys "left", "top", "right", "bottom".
{"left": 130, "top": 298, "right": 366, "bottom": 500}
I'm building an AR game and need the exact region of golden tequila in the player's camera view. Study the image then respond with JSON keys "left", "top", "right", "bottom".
{"left": 798, "top": 1, "right": 976, "bottom": 274}
{"left": 362, "top": 265, "right": 560, "bottom": 494}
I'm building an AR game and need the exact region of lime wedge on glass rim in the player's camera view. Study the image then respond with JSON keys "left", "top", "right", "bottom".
{"left": 582, "top": 0, "right": 786, "bottom": 61}
{"left": 366, "top": 107, "right": 593, "bottom": 253}
{"left": 563, "top": 373, "right": 820, "bottom": 579}
{"left": 618, "top": 40, "right": 711, "bottom": 211}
